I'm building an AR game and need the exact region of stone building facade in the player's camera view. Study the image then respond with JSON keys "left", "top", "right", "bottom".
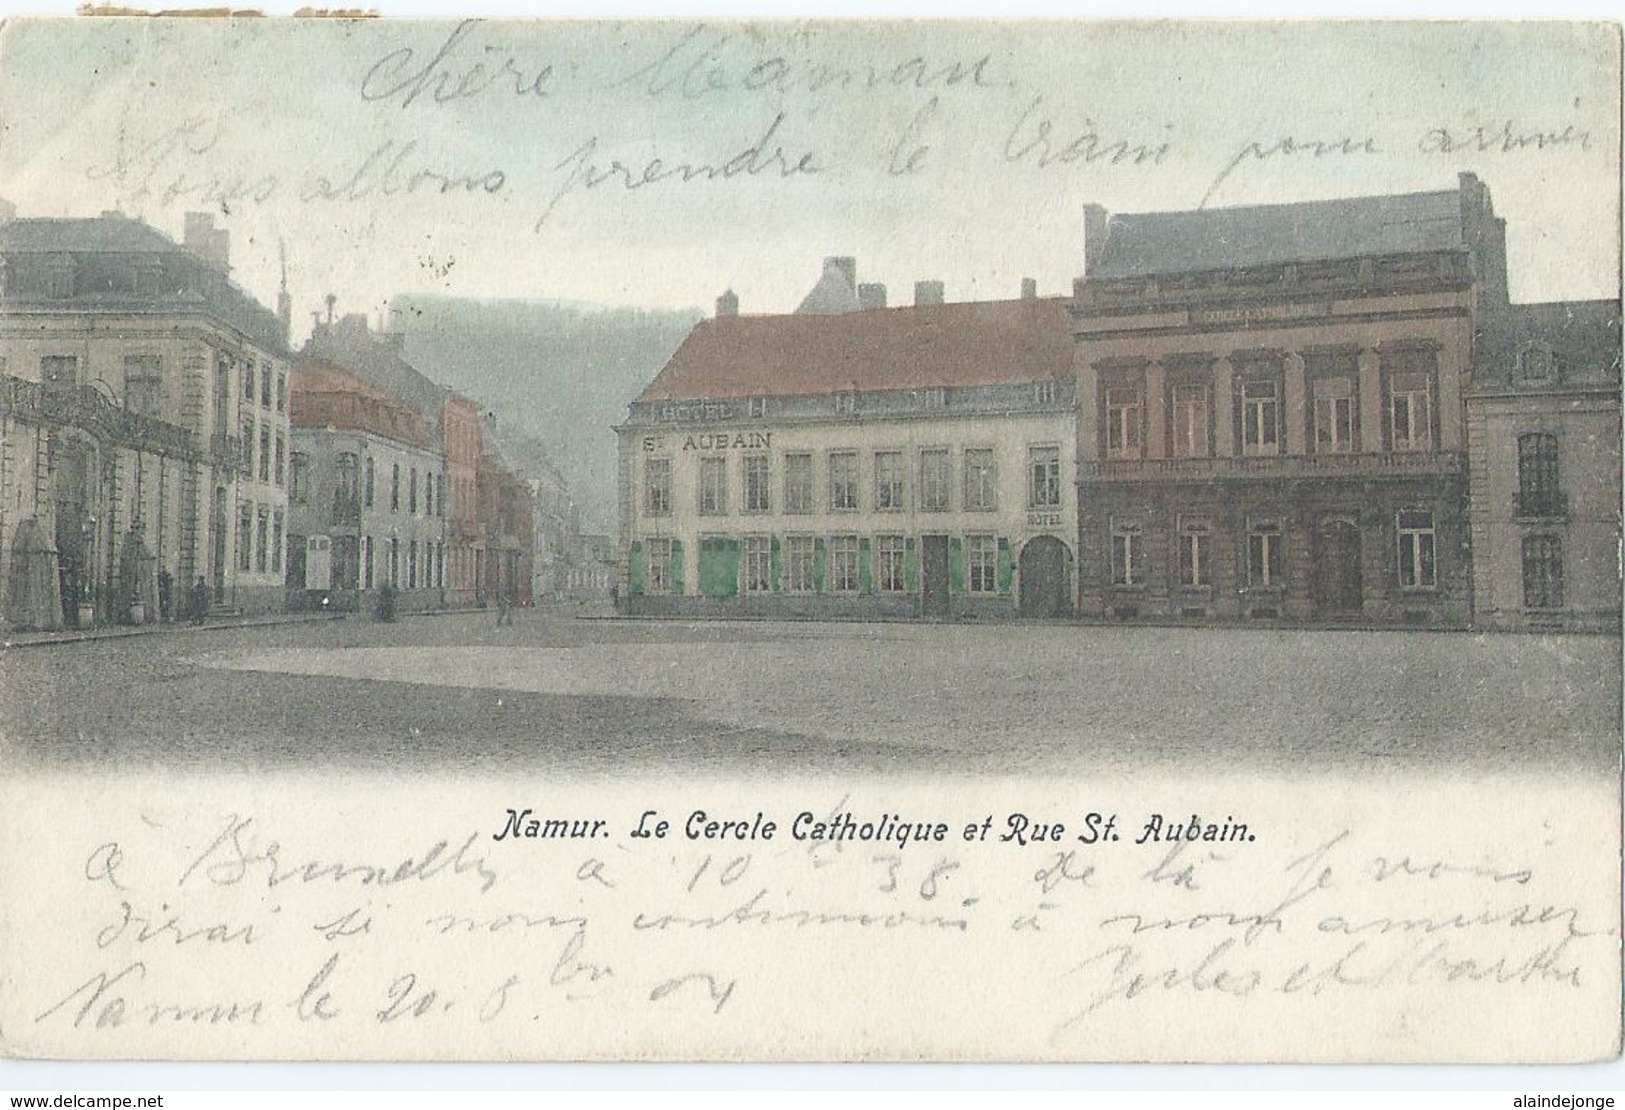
{"left": 1071, "top": 176, "right": 1508, "bottom": 627}
{"left": 1468, "top": 300, "right": 1622, "bottom": 631}
{"left": 286, "top": 362, "right": 448, "bottom": 612}
{"left": 0, "top": 209, "right": 291, "bottom": 628}
{"left": 617, "top": 263, "right": 1079, "bottom": 619}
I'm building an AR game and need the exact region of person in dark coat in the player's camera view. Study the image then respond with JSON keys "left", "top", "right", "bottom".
{"left": 189, "top": 576, "right": 209, "bottom": 625}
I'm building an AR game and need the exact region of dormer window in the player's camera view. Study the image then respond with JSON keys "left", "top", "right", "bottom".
{"left": 747, "top": 396, "right": 769, "bottom": 418}
{"left": 1034, "top": 380, "right": 1057, "bottom": 406}
{"left": 45, "top": 258, "right": 73, "bottom": 299}
{"left": 834, "top": 391, "right": 857, "bottom": 415}
{"left": 1517, "top": 344, "right": 1557, "bottom": 383}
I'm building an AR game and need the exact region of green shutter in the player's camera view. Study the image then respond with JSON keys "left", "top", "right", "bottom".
{"left": 770, "top": 534, "right": 782, "bottom": 593}
{"left": 813, "top": 537, "right": 827, "bottom": 593}
{"left": 998, "top": 537, "right": 1014, "bottom": 596}
{"left": 669, "top": 538, "right": 684, "bottom": 596}
{"left": 904, "top": 536, "right": 919, "bottom": 593}
{"left": 858, "top": 537, "right": 873, "bottom": 595}
{"left": 699, "top": 537, "right": 739, "bottom": 599}
{"left": 629, "top": 540, "right": 645, "bottom": 596}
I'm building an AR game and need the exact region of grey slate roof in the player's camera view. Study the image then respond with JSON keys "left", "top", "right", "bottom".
{"left": 1476, "top": 300, "right": 1622, "bottom": 393}
{"left": 0, "top": 215, "right": 182, "bottom": 255}
{"left": 1093, "top": 190, "right": 1466, "bottom": 280}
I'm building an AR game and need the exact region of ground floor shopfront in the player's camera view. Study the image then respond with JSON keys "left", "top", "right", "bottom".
{"left": 624, "top": 528, "right": 1075, "bottom": 620}
{"left": 1076, "top": 473, "right": 1472, "bottom": 627}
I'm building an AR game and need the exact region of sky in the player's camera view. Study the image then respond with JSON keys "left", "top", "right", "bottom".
{"left": 0, "top": 18, "right": 1619, "bottom": 343}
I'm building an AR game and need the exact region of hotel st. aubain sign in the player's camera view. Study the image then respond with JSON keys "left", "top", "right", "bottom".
{"left": 641, "top": 432, "right": 773, "bottom": 452}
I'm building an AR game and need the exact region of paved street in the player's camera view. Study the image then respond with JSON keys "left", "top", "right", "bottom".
{"left": 1, "top": 612, "right": 1617, "bottom": 778}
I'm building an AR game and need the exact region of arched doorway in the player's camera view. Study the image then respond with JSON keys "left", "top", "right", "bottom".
{"left": 1313, "top": 517, "right": 1363, "bottom": 615}
{"left": 1018, "top": 535, "right": 1072, "bottom": 617}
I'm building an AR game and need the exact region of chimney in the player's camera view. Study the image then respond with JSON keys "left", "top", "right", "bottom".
{"left": 324, "top": 293, "right": 337, "bottom": 324}
{"left": 1082, "top": 203, "right": 1109, "bottom": 278}
{"left": 1020, "top": 277, "right": 1038, "bottom": 301}
{"left": 715, "top": 289, "right": 739, "bottom": 318}
{"left": 914, "top": 280, "right": 945, "bottom": 307}
{"left": 857, "top": 282, "right": 887, "bottom": 311}
{"left": 825, "top": 256, "right": 857, "bottom": 290}
{"left": 182, "top": 212, "right": 230, "bottom": 273}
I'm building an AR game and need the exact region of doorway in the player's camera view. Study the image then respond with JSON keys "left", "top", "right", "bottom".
{"left": 1019, "top": 535, "right": 1071, "bottom": 617}
{"left": 920, "top": 534, "right": 950, "bottom": 618}
{"left": 1313, "top": 517, "right": 1363, "bottom": 615}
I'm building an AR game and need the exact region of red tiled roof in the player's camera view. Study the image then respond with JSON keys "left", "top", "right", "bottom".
{"left": 638, "top": 297, "right": 1075, "bottom": 402}
{"left": 289, "top": 359, "right": 433, "bottom": 449}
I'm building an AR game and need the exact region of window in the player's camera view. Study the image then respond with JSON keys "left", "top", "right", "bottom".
{"left": 362, "top": 535, "right": 374, "bottom": 589}
{"left": 829, "top": 452, "right": 859, "bottom": 511}
{"left": 388, "top": 539, "right": 400, "bottom": 587}
{"left": 40, "top": 355, "right": 77, "bottom": 389}
{"left": 834, "top": 391, "right": 857, "bottom": 415}
{"left": 425, "top": 474, "right": 434, "bottom": 518}
{"left": 1314, "top": 378, "right": 1356, "bottom": 454}
{"left": 785, "top": 536, "right": 816, "bottom": 592}
{"left": 1028, "top": 446, "right": 1061, "bottom": 508}
{"left": 644, "top": 458, "right": 672, "bottom": 516}
{"left": 237, "top": 504, "right": 253, "bottom": 572}
{"left": 784, "top": 454, "right": 814, "bottom": 514}
{"left": 1247, "top": 521, "right": 1283, "bottom": 587}
{"left": 243, "top": 365, "right": 255, "bottom": 403}
{"left": 333, "top": 453, "right": 359, "bottom": 519}
{"left": 255, "top": 509, "right": 269, "bottom": 573}
{"left": 1034, "top": 380, "right": 1057, "bottom": 406}
{"left": 1242, "top": 379, "right": 1280, "bottom": 456}
{"left": 1517, "top": 433, "right": 1561, "bottom": 517}
{"left": 260, "top": 364, "right": 273, "bottom": 408}
{"left": 45, "top": 264, "right": 73, "bottom": 299}
{"left": 748, "top": 397, "right": 769, "bottom": 418}
{"left": 647, "top": 537, "right": 672, "bottom": 594}
{"left": 290, "top": 453, "right": 309, "bottom": 503}
{"left": 122, "top": 355, "right": 163, "bottom": 417}
{"left": 1179, "top": 520, "right": 1211, "bottom": 588}
{"left": 409, "top": 468, "right": 418, "bottom": 514}
{"left": 964, "top": 449, "right": 997, "bottom": 511}
{"left": 878, "top": 535, "right": 907, "bottom": 592}
{"left": 829, "top": 535, "right": 859, "bottom": 592}
{"left": 271, "top": 511, "right": 283, "bottom": 574}
{"left": 919, "top": 449, "right": 950, "bottom": 512}
{"left": 258, "top": 426, "right": 271, "bottom": 482}
{"left": 967, "top": 535, "right": 997, "bottom": 594}
{"left": 698, "top": 457, "right": 728, "bottom": 515}
{"left": 1522, "top": 535, "right": 1564, "bottom": 610}
{"left": 275, "top": 433, "right": 286, "bottom": 487}
{"left": 391, "top": 464, "right": 401, "bottom": 512}
{"left": 874, "top": 451, "right": 906, "bottom": 511}
{"left": 1390, "top": 373, "right": 1432, "bottom": 452}
{"left": 1110, "top": 523, "right": 1143, "bottom": 587}
{"left": 276, "top": 373, "right": 287, "bottom": 413}
{"left": 1396, "top": 510, "right": 1436, "bottom": 589}
{"left": 240, "top": 417, "right": 255, "bottom": 474}
{"left": 1172, "top": 384, "right": 1209, "bottom": 458}
{"left": 1106, "top": 386, "right": 1142, "bottom": 458}
{"left": 743, "top": 454, "right": 771, "bottom": 513}
{"left": 438, "top": 475, "right": 446, "bottom": 518}
{"left": 363, "top": 458, "right": 375, "bottom": 507}
{"left": 408, "top": 540, "right": 418, "bottom": 589}
{"left": 742, "top": 536, "right": 772, "bottom": 593}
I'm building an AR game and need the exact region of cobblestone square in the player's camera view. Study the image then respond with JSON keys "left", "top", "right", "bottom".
{"left": 3, "top": 613, "right": 1617, "bottom": 779}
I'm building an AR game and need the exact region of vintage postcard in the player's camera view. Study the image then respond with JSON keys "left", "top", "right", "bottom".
{"left": 0, "top": 17, "right": 1619, "bottom": 1064}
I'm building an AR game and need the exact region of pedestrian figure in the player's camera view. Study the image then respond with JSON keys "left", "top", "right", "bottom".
{"left": 188, "top": 576, "right": 209, "bottom": 625}
{"left": 158, "top": 570, "right": 173, "bottom": 624}
{"left": 497, "top": 588, "right": 514, "bottom": 626}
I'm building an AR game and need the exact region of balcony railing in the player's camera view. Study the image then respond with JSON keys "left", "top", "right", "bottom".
{"left": 1514, "top": 491, "right": 1569, "bottom": 520}
{"left": 1079, "top": 450, "right": 1466, "bottom": 482}
{"left": 0, "top": 374, "right": 199, "bottom": 459}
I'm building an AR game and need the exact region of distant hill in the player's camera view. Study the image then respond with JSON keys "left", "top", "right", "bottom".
{"left": 390, "top": 296, "right": 702, "bottom": 533}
